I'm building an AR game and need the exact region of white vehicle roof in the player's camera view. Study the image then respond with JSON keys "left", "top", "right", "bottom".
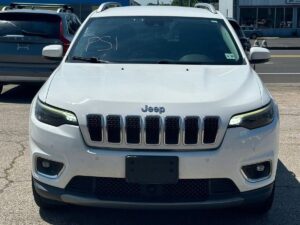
{"left": 91, "top": 6, "right": 223, "bottom": 19}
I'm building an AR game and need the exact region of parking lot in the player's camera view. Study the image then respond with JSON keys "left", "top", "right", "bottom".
{"left": 0, "top": 50, "right": 299, "bottom": 225}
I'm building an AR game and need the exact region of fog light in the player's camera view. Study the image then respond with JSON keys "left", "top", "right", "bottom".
{"left": 36, "top": 157, "right": 64, "bottom": 177}
{"left": 256, "top": 164, "right": 265, "bottom": 172}
{"left": 42, "top": 161, "right": 50, "bottom": 168}
{"left": 242, "top": 161, "right": 271, "bottom": 182}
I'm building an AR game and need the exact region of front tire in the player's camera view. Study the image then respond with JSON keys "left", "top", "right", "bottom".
{"left": 32, "top": 178, "right": 64, "bottom": 209}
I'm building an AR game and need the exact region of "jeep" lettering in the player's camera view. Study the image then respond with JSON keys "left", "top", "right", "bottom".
{"left": 141, "top": 105, "right": 165, "bottom": 114}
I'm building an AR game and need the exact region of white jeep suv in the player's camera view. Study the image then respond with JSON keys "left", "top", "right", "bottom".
{"left": 30, "top": 3, "right": 279, "bottom": 213}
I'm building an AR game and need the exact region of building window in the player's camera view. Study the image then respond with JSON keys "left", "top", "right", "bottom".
{"left": 275, "top": 8, "right": 284, "bottom": 28}
{"left": 240, "top": 8, "right": 257, "bottom": 27}
{"left": 285, "top": 8, "right": 293, "bottom": 28}
{"left": 257, "top": 8, "right": 275, "bottom": 28}
{"left": 240, "top": 7, "right": 294, "bottom": 29}
{"left": 298, "top": 8, "right": 300, "bottom": 28}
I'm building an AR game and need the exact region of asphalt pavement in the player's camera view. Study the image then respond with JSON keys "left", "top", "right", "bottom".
{"left": 257, "top": 38, "right": 300, "bottom": 50}
{"left": 0, "top": 50, "right": 299, "bottom": 225}
{"left": 257, "top": 50, "right": 300, "bottom": 83}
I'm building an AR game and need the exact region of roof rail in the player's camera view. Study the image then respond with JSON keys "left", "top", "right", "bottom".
{"left": 194, "top": 3, "right": 217, "bottom": 14}
{"left": 1, "top": 6, "right": 10, "bottom": 11}
{"left": 97, "top": 2, "right": 121, "bottom": 13}
{"left": 6, "top": 2, "right": 73, "bottom": 12}
{"left": 56, "top": 6, "right": 74, "bottom": 13}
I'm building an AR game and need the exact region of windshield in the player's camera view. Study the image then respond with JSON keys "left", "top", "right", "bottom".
{"left": 0, "top": 13, "right": 61, "bottom": 38}
{"left": 68, "top": 17, "right": 243, "bottom": 65}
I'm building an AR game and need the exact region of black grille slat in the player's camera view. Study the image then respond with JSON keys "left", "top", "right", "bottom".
{"left": 65, "top": 176, "right": 238, "bottom": 202}
{"left": 87, "top": 115, "right": 102, "bottom": 142}
{"left": 107, "top": 115, "right": 121, "bottom": 143}
{"left": 203, "top": 117, "right": 219, "bottom": 144}
{"left": 126, "top": 116, "right": 141, "bottom": 144}
{"left": 184, "top": 117, "right": 199, "bottom": 144}
{"left": 165, "top": 117, "right": 180, "bottom": 144}
{"left": 145, "top": 116, "right": 160, "bottom": 144}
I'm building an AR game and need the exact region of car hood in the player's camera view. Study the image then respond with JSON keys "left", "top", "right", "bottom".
{"left": 41, "top": 63, "right": 270, "bottom": 119}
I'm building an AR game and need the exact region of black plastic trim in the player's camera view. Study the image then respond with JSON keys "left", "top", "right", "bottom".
{"left": 33, "top": 178, "right": 274, "bottom": 209}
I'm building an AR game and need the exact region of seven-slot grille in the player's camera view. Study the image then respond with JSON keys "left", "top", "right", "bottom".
{"left": 87, "top": 115, "right": 219, "bottom": 146}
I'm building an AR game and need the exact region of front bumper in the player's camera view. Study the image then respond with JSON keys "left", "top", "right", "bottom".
{"left": 33, "top": 178, "right": 274, "bottom": 209}
{"left": 30, "top": 96, "right": 280, "bottom": 210}
{"left": 30, "top": 116, "right": 279, "bottom": 192}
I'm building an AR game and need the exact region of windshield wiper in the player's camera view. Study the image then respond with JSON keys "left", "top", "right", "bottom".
{"left": 156, "top": 60, "right": 174, "bottom": 64}
{"left": 71, "top": 56, "right": 110, "bottom": 63}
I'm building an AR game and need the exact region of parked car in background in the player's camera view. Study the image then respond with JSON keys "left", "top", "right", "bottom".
{"left": 241, "top": 26, "right": 263, "bottom": 39}
{"left": 0, "top": 3, "right": 81, "bottom": 94}
{"left": 228, "top": 18, "right": 251, "bottom": 52}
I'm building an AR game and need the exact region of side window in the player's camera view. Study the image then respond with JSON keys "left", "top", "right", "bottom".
{"left": 67, "top": 15, "right": 81, "bottom": 35}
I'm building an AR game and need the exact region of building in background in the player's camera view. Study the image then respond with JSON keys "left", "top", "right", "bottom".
{"left": 219, "top": 0, "right": 300, "bottom": 37}
{"left": 2, "top": 0, "right": 300, "bottom": 37}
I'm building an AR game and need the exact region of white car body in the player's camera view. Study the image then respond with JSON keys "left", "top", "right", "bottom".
{"left": 30, "top": 5, "right": 279, "bottom": 210}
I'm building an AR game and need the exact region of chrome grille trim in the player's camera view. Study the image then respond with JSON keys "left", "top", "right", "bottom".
{"left": 84, "top": 115, "right": 221, "bottom": 150}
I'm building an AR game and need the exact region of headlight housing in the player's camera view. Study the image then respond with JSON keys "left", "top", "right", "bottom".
{"left": 35, "top": 99, "right": 78, "bottom": 127}
{"left": 229, "top": 102, "right": 274, "bottom": 129}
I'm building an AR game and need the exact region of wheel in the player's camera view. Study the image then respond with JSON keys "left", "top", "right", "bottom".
{"left": 251, "top": 33, "right": 258, "bottom": 40}
{"left": 245, "top": 184, "right": 275, "bottom": 214}
{"left": 32, "top": 178, "right": 64, "bottom": 209}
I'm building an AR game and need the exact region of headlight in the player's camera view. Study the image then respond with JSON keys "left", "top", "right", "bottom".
{"left": 35, "top": 99, "right": 78, "bottom": 127}
{"left": 229, "top": 102, "right": 274, "bottom": 129}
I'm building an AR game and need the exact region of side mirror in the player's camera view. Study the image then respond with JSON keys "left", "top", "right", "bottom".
{"left": 42, "top": 45, "right": 63, "bottom": 59}
{"left": 249, "top": 47, "right": 271, "bottom": 64}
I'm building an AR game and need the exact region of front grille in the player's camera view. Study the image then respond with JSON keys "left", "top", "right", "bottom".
{"left": 87, "top": 115, "right": 102, "bottom": 142}
{"left": 65, "top": 176, "right": 239, "bottom": 202}
{"left": 145, "top": 116, "right": 160, "bottom": 144}
{"left": 107, "top": 115, "right": 121, "bottom": 143}
{"left": 165, "top": 117, "right": 180, "bottom": 144}
{"left": 125, "top": 116, "right": 141, "bottom": 144}
{"left": 184, "top": 116, "right": 199, "bottom": 144}
{"left": 85, "top": 115, "right": 220, "bottom": 147}
{"left": 203, "top": 117, "right": 219, "bottom": 144}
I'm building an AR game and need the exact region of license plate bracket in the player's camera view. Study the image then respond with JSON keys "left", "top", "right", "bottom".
{"left": 126, "top": 156, "right": 178, "bottom": 184}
